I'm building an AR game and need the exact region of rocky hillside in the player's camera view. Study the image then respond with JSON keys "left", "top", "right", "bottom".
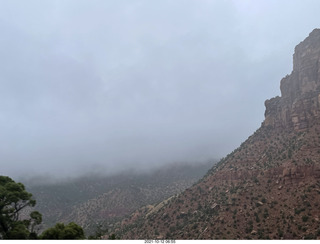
{"left": 24, "top": 161, "right": 213, "bottom": 235}
{"left": 113, "top": 29, "right": 320, "bottom": 240}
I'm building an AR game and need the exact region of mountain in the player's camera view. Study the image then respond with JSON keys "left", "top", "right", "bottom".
{"left": 113, "top": 29, "right": 320, "bottom": 240}
{"left": 23, "top": 161, "right": 213, "bottom": 235}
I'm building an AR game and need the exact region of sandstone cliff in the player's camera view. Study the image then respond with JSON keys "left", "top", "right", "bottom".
{"left": 114, "top": 29, "right": 320, "bottom": 240}
{"left": 264, "top": 28, "right": 320, "bottom": 131}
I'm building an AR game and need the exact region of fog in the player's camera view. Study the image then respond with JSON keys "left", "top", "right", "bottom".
{"left": 0, "top": 0, "right": 319, "bottom": 178}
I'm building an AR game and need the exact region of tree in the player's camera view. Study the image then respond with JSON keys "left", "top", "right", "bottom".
{"left": 29, "top": 211, "right": 42, "bottom": 238}
{"left": 0, "top": 176, "right": 42, "bottom": 239}
{"left": 0, "top": 175, "right": 85, "bottom": 240}
{"left": 40, "top": 222, "right": 85, "bottom": 240}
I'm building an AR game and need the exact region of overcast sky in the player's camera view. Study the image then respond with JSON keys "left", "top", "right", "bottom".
{"left": 0, "top": 0, "right": 319, "bottom": 178}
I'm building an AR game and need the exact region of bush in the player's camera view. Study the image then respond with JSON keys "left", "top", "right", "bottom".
{"left": 40, "top": 222, "right": 85, "bottom": 240}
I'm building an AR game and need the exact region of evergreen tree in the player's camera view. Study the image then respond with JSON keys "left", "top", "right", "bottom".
{"left": 40, "top": 222, "right": 85, "bottom": 240}
{"left": 0, "top": 175, "right": 85, "bottom": 240}
{"left": 0, "top": 176, "right": 41, "bottom": 239}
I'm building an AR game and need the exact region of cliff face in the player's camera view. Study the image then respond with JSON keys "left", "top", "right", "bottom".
{"left": 114, "top": 29, "right": 320, "bottom": 240}
{"left": 264, "top": 29, "right": 320, "bottom": 131}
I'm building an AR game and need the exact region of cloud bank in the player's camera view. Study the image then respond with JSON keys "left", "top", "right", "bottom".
{"left": 0, "top": 0, "right": 319, "bottom": 177}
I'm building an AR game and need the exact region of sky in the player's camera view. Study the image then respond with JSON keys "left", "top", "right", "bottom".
{"left": 0, "top": 0, "right": 319, "bottom": 178}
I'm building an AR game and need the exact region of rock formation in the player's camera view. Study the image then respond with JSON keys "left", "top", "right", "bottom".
{"left": 264, "top": 28, "right": 320, "bottom": 131}
{"left": 113, "top": 29, "right": 320, "bottom": 240}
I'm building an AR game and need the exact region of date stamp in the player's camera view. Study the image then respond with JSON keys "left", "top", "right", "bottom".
{"left": 144, "top": 240, "right": 176, "bottom": 243}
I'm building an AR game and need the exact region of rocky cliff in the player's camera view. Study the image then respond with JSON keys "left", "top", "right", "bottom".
{"left": 114, "top": 29, "right": 320, "bottom": 240}
{"left": 264, "top": 28, "right": 320, "bottom": 131}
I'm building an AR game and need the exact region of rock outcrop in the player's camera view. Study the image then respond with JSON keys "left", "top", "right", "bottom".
{"left": 115, "top": 29, "right": 320, "bottom": 240}
{"left": 264, "top": 29, "right": 320, "bottom": 131}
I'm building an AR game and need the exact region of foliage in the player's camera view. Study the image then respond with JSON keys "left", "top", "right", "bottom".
{"left": 0, "top": 175, "right": 85, "bottom": 240}
{"left": 0, "top": 176, "right": 41, "bottom": 239}
{"left": 40, "top": 222, "right": 85, "bottom": 240}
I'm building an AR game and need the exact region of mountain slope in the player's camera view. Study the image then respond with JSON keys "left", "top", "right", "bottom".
{"left": 24, "top": 161, "right": 213, "bottom": 235}
{"left": 114, "top": 29, "right": 320, "bottom": 240}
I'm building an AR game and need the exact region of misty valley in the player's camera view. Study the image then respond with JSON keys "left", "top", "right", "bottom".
{"left": 3, "top": 29, "right": 320, "bottom": 240}
{"left": 22, "top": 162, "right": 214, "bottom": 237}
{"left": 1, "top": 1, "right": 320, "bottom": 241}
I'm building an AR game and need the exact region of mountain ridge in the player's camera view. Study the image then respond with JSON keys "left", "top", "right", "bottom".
{"left": 113, "top": 29, "right": 320, "bottom": 240}
{"left": 24, "top": 161, "right": 214, "bottom": 235}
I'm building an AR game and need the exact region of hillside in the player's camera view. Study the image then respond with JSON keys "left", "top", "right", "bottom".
{"left": 23, "top": 161, "right": 213, "bottom": 235}
{"left": 113, "top": 29, "right": 320, "bottom": 240}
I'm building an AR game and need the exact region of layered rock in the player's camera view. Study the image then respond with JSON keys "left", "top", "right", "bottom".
{"left": 264, "top": 29, "right": 320, "bottom": 131}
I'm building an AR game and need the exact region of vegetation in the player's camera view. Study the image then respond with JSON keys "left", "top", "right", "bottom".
{"left": 40, "top": 222, "right": 85, "bottom": 240}
{"left": 0, "top": 176, "right": 41, "bottom": 239}
{"left": 0, "top": 176, "right": 85, "bottom": 240}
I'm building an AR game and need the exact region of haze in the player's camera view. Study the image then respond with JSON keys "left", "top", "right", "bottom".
{"left": 1, "top": 0, "right": 319, "bottom": 178}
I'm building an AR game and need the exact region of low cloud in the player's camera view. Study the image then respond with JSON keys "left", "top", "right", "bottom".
{"left": 0, "top": 0, "right": 319, "bottom": 178}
